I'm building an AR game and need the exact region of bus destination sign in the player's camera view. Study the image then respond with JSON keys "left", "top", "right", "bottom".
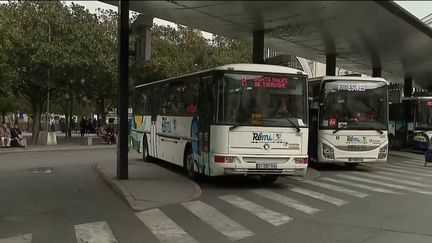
{"left": 241, "top": 75, "right": 288, "bottom": 89}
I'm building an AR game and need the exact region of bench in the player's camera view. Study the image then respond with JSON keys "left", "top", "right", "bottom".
{"left": 8, "top": 137, "right": 27, "bottom": 148}
{"left": 81, "top": 136, "right": 104, "bottom": 145}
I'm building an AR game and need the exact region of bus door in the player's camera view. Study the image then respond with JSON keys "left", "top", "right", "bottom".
{"left": 308, "top": 82, "right": 320, "bottom": 161}
{"left": 196, "top": 75, "right": 214, "bottom": 175}
{"left": 150, "top": 86, "right": 158, "bottom": 158}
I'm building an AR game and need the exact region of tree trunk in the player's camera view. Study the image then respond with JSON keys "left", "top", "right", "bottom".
{"left": 64, "top": 98, "right": 70, "bottom": 143}
{"left": 67, "top": 97, "right": 73, "bottom": 138}
{"left": 31, "top": 101, "right": 42, "bottom": 143}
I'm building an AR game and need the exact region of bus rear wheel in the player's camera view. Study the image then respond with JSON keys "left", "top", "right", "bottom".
{"left": 344, "top": 163, "right": 359, "bottom": 169}
{"left": 184, "top": 148, "right": 197, "bottom": 179}
{"left": 260, "top": 175, "right": 278, "bottom": 183}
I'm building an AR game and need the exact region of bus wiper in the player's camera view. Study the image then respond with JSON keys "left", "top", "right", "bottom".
{"left": 373, "top": 128, "right": 384, "bottom": 135}
{"left": 229, "top": 123, "right": 240, "bottom": 131}
{"left": 333, "top": 124, "right": 347, "bottom": 134}
{"left": 285, "top": 117, "right": 301, "bottom": 133}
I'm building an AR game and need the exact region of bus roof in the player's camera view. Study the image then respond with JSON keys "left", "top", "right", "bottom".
{"left": 308, "top": 76, "right": 387, "bottom": 84}
{"left": 135, "top": 63, "right": 307, "bottom": 89}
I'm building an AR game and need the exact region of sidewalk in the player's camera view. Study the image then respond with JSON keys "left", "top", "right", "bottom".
{"left": 93, "top": 161, "right": 202, "bottom": 211}
{"left": 0, "top": 144, "right": 116, "bottom": 154}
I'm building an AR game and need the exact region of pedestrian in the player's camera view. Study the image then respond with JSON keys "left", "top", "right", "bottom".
{"left": 0, "top": 123, "right": 12, "bottom": 148}
{"left": 79, "top": 116, "right": 86, "bottom": 137}
{"left": 10, "top": 123, "right": 25, "bottom": 147}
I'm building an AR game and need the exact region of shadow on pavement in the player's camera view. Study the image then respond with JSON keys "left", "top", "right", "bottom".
{"left": 308, "top": 162, "right": 374, "bottom": 173}
{"left": 132, "top": 157, "right": 290, "bottom": 190}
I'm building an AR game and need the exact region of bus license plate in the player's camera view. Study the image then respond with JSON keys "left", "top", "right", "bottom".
{"left": 256, "top": 163, "right": 277, "bottom": 169}
{"left": 348, "top": 158, "right": 363, "bottom": 162}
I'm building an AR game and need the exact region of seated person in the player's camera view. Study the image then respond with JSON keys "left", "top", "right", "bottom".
{"left": 0, "top": 123, "right": 12, "bottom": 148}
{"left": 100, "top": 123, "right": 116, "bottom": 145}
{"left": 10, "top": 123, "right": 25, "bottom": 147}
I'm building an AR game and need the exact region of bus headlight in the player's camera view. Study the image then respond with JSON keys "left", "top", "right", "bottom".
{"left": 379, "top": 144, "right": 388, "bottom": 153}
{"left": 378, "top": 145, "right": 388, "bottom": 159}
{"left": 322, "top": 143, "right": 334, "bottom": 159}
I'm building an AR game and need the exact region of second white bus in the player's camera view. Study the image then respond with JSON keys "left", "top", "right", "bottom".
{"left": 307, "top": 76, "right": 389, "bottom": 168}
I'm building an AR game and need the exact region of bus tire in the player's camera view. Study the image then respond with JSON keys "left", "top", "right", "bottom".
{"left": 184, "top": 146, "right": 197, "bottom": 180}
{"left": 344, "top": 163, "right": 359, "bottom": 169}
{"left": 260, "top": 175, "right": 278, "bottom": 183}
{"left": 142, "top": 136, "right": 150, "bottom": 162}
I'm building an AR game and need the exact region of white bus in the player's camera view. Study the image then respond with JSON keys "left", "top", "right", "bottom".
{"left": 130, "top": 64, "right": 309, "bottom": 182}
{"left": 307, "top": 76, "right": 389, "bottom": 168}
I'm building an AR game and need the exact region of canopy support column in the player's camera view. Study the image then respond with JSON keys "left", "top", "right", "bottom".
{"left": 404, "top": 77, "right": 413, "bottom": 98}
{"left": 372, "top": 67, "right": 382, "bottom": 77}
{"left": 252, "top": 30, "right": 264, "bottom": 64}
{"left": 117, "top": 0, "right": 129, "bottom": 180}
{"left": 326, "top": 53, "right": 336, "bottom": 76}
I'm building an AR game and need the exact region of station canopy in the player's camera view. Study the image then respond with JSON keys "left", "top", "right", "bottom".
{"left": 103, "top": 1, "right": 432, "bottom": 89}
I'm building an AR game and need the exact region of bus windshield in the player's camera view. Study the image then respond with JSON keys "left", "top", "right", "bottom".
{"left": 415, "top": 99, "right": 432, "bottom": 130}
{"left": 221, "top": 72, "right": 307, "bottom": 127}
{"left": 320, "top": 80, "right": 388, "bottom": 130}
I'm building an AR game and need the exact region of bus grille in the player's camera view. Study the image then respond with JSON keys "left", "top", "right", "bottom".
{"left": 335, "top": 145, "right": 378, "bottom": 151}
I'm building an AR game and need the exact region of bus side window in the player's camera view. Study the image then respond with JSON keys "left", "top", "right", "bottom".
{"left": 184, "top": 78, "right": 199, "bottom": 114}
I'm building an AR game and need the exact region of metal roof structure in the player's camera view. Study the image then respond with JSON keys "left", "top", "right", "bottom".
{"left": 103, "top": 1, "right": 432, "bottom": 89}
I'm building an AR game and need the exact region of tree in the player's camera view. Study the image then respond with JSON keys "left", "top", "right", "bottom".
{"left": 131, "top": 23, "right": 252, "bottom": 85}
{"left": 1, "top": 1, "right": 74, "bottom": 142}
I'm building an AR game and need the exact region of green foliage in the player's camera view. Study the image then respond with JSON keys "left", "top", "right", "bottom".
{"left": 133, "top": 24, "right": 252, "bottom": 85}
{"left": 0, "top": 0, "right": 253, "bottom": 133}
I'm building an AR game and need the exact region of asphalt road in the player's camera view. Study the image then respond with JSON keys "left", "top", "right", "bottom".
{"left": 1, "top": 149, "right": 432, "bottom": 243}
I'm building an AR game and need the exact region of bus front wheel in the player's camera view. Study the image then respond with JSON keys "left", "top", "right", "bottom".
{"left": 344, "top": 163, "right": 359, "bottom": 169}
{"left": 260, "top": 175, "right": 278, "bottom": 183}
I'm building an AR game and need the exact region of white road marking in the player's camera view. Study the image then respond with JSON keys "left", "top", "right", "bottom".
{"left": 336, "top": 174, "right": 432, "bottom": 195}
{"left": 386, "top": 164, "right": 431, "bottom": 173}
{"left": 376, "top": 169, "right": 425, "bottom": 180}
{"left": 182, "top": 200, "right": 253, "bottom": 241}
{"left": 302, "top": 180, "right": 370, "bottom": 198}
{"left": 290, "top": 187, "right": 348, "bottom": 206}
{"left": 391, "top": 163, "right": 426, "bottom": 170}
{"left": 400, "top": 159, "right": 424, "bottom": 165}
{"left": 378, "top": 167, "right": 432, "bottom": 177}
{"left": 74, "top": 221, "right": 118, "bottom": 243}
{"left": 137, "top": 208, "right": 198, "bottom": 243}
{"left": 351, "top": 172, "right": 432, "bottom": 189}
{"left": 0, "top": 234, "right": 32, "bottom": 243}
{"left": 250, "top": 189, "right": 321, "bottom": 214}
{"left": 219, "top": 195, "right": 292, "bottom": 226}
{"left": 320, "top": 177, "right": 402, "bottom": 194}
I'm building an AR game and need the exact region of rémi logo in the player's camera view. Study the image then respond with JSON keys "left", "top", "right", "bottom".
{"left": 252, "top": 133, "right": 282, "bottom": 143}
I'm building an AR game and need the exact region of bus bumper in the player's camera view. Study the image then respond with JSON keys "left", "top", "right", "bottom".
{"left": 210, "top": 155, "right": 308, "bottom": 177}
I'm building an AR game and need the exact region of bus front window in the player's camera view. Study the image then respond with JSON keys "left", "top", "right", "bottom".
{"left": 221, "top": 73, "right": 307, "bottom": 127}
{"left": 320, "top": 80, "right": 388, "bottom": 130}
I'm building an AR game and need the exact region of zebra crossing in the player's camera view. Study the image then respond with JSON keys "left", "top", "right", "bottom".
{"left": 2, "top": 157, "right": 432, "bottom": 243}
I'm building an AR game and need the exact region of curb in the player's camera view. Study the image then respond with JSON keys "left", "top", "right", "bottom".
{"left": 0, "top": 145, "right": 116, "bottom": 154}
{"left": 92, "top": 164, "right": 202, "bottom": 211}
{"left": 93, "top": 164, "right": 142, "bottom": 211}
